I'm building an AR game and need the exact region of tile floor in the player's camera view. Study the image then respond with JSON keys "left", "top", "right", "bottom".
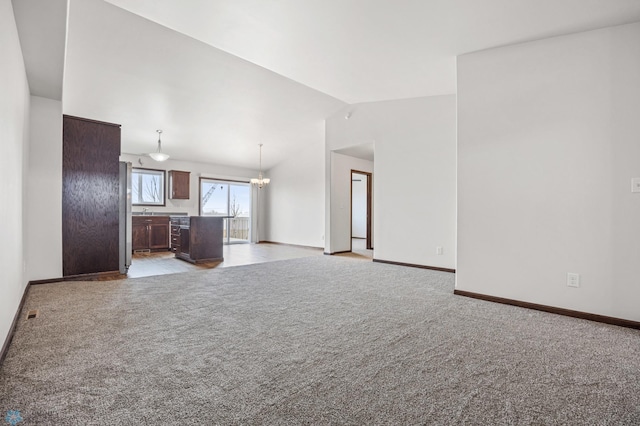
{"left": 127, "top": 240, "right": 372, "bottom": 279}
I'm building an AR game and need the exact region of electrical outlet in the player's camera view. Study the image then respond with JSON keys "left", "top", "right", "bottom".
{"left": 567, "top": 273, "right": 580, "bottom": 288}
{"left": 632, "top": 178, "right": 640, "bottom": 193}
{"left": 436, "top": 246, "right": 443, "bottom": 255}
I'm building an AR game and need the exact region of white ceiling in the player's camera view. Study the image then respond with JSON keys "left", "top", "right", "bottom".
{"left": 63, "top": 0, "right": 345, "bottom": 170}
{"left": 105, "top": 0, "right": 640, "bottom": 103}
{"left": 335, "top": 143, "right": 375, "bottom": 162}
{"left": 16, "top": 0, "right": 640, "bottom": 169}
{"left": 11, "top": 0, "right": 67, "bottom": 100}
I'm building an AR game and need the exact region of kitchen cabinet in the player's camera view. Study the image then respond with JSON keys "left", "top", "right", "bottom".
{"left": 132, "top": 216, "right": 170, "bottom": 251}
{"left": 170, "top": 218, "right": 184, "bottom": 253}
{"left": 169, "top": 170, "right": 190, "bottom": 199}
{"left": 170, "top": 216, "right": 224, "bottom": 263}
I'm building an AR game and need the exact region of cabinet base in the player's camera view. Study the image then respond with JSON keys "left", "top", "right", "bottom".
{"left": 63, "top": 270, "right": 123, "bottom": 281}
{"left": 175, "top": 253, "right": 223, "bottom": 264}
{"left": 133, "top": 248, "right": 171, "bottom": 254}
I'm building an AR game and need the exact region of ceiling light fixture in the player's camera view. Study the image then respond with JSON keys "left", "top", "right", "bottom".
{"left": 149, "top": 129, "right": 169, "bottom": 161}
{"left": 250, "top": 143, "right": 270, "bottom": 189}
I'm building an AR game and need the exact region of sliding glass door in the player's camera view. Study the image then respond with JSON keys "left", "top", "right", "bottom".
{"left": 200, "top": 178, "right": 251, "bottom": 244}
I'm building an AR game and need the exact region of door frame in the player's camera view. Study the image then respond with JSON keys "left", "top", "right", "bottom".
{"left": 350, "top": 169, "right": 373, "bottom": 251}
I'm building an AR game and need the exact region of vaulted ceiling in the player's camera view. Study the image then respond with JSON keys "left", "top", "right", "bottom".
{"left": 13, "top": 0, "right": 640, "bottom": 169}
{"left": 105, "top": 0, "right": 640, "bottom": 104}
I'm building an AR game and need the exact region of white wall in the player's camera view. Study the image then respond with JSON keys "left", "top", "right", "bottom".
{"left": 351, "top": 173, "right": 367, "bottom": 238}
{"left": 0, "top": 0, "right": 30, "bottom": 348}
{"left": 26, "top": 96, "right": 62, "bottom": 281}
{"left": 457, "top": 22, "right": 640, "bottom": 321}
{"left": 326, "top": 95, "right": 456, "bottom": 267}
{"left": 263, "top": 139, "right": 325, "bottom": 247}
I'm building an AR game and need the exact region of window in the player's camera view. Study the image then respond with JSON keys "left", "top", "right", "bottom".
{"left": 200, "top": 178, "right": 251, "bottom": 243}
{"left": 132, "top": 168, "right": 165, "bottom": 206}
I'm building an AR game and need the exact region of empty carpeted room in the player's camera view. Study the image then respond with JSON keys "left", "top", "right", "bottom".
{"left": 2, "top": 0, "right": 640, "bottom": 424}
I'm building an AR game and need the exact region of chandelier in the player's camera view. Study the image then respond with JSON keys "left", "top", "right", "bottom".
{"left": 250, "top": 144, "right": 270, "bottom": 188}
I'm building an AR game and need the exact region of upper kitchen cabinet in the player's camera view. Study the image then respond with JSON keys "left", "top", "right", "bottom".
{"left": 169, "top": 170, "right": 190, "bottom": 199}
{"left": 62, "top": 115, "right": 121, "bottom": 277}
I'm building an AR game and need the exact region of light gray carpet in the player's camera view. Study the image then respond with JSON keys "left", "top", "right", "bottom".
{"left": 1, "top": 256, "right": 639, "bottom": 425}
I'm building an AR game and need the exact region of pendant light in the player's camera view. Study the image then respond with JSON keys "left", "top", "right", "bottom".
{"left": 149, "top": 129, "right": 169, "bottom": 162}
{"left": 250, "top": 143, "right": 270, "bottom": 188}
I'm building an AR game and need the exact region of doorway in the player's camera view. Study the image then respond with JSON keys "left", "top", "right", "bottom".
{"left": 350, "top": 170, "right": 372, "bottom": 252}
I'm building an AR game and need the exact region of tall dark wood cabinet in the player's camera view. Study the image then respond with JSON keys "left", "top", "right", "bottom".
{"left": 62, "top": 115, "right": 121, "bottom": 277}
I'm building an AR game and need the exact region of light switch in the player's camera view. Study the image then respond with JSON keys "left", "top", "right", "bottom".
{"left": 632, "top": 178, "right": 640, "bottom": 193}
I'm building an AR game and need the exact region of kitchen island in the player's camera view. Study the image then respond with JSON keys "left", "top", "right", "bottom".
{"left": 170, "top": 216, "right": 224, "bottom": 263}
